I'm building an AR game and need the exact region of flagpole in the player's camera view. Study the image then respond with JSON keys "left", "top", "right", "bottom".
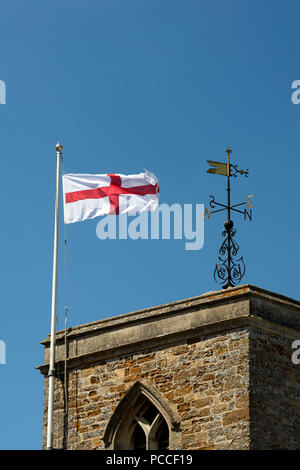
{"left": 46, "top": 141, "right": 63, "bottom": 450}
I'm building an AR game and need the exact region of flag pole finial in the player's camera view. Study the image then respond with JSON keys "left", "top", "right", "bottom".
{"left": 55, "top": 141, "right": 63, "bottom": 152}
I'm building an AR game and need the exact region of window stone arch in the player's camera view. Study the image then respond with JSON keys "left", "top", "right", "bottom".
{"left": 103, "top": 381, "right": 181, "bottom": 450}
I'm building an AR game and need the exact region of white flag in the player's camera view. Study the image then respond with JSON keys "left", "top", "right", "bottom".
{"left": 62, "top": 170, "right": 159, "bottom": 224}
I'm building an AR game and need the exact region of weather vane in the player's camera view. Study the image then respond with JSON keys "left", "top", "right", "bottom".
{"left": 206, "top": 147, "right": 254, "bottom": 289}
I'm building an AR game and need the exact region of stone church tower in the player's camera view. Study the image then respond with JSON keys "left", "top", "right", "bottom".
{"left": 38, "top": 284, "right": 300, "bottom": 450}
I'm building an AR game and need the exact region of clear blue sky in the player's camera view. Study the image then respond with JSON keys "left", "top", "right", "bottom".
{"left": 0, "top": 0, "right": 299, "bottom": 449}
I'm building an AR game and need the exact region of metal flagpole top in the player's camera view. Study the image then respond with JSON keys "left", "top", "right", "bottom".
{"left": 55, "top": 141, "right": 63, "bottom": 153}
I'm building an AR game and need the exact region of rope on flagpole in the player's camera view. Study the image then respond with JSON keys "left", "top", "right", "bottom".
{"left": 64, "top": 225, "right": 69, "bottom": 417}
{"left": 62, "top": 161, "right": 69, "bottom": 418}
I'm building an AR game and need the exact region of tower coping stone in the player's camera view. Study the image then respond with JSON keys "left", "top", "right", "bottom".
{"left": 37, "top": 284, "right": 300, "bottom": 375}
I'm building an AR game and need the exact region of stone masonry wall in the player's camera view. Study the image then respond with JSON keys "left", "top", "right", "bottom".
{"left": 249, "top": 328, "right": 300, "bottom": 449}
{"left": 42, "top": 328, "right": 250, "bottom": 450}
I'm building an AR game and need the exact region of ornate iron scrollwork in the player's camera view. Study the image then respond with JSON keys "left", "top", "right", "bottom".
{"left": 229, "top": 164, "right": 249, "bottom": 178}
{"left": 214, "top": 221, "right": 246, "bottom": 289}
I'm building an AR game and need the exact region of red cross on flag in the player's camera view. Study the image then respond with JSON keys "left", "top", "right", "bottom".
{"left": 62, "top": 170, "right": 159, "bottom": 224}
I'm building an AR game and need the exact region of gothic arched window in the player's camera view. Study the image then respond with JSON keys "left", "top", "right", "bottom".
{"left": 132, "top": 398, "right": 169, "bottom": 450}
{"left": 103, "top": 382, "right": 175, "bottom": 450}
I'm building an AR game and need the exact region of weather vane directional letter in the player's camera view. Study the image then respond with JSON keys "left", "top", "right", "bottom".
{"left": 206, "top": 147, "right": 254, "bottom": 289}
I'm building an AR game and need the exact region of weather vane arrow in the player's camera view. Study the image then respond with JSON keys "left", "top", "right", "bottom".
{"left": 206, "top": 146, "right": 254, "bottom": 289}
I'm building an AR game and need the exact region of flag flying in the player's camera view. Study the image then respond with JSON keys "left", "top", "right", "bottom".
{"left": 62, "top": 170, "right": 159, "bottom": 224}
